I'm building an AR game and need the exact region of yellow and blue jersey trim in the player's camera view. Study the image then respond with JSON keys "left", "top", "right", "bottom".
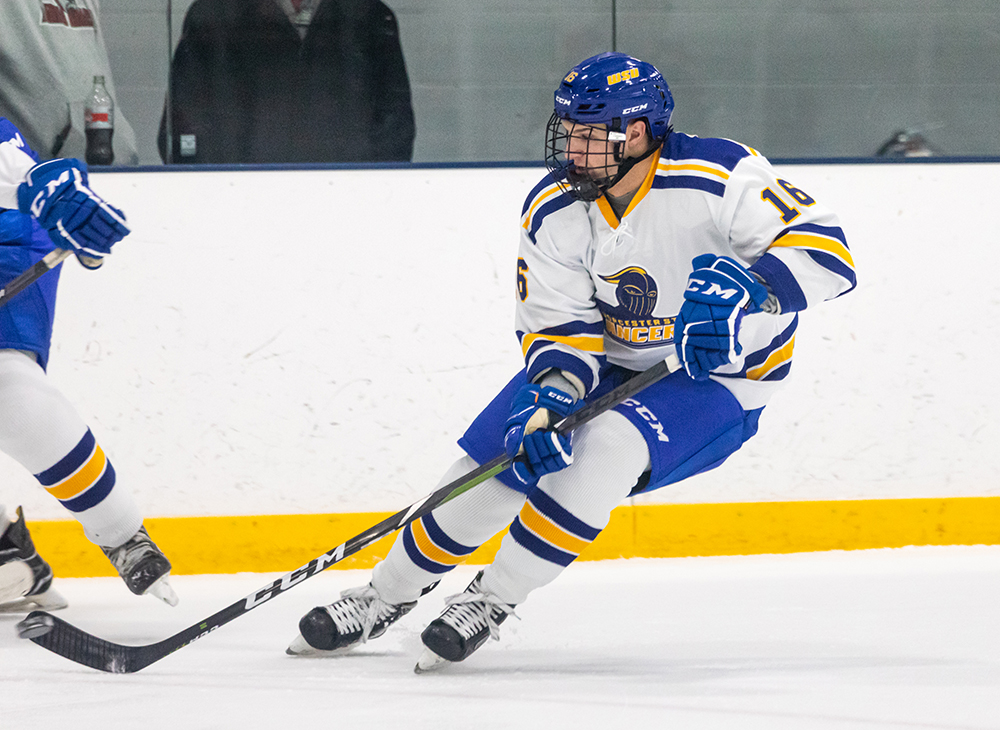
{"left": 518, "top": 322, "right": 606, "bottom": 395}
{"left": 750, "top": 223, "right": 855, "bottom": 313}
{"left": 746, "top": 320, "right": 798, "bottom": 382}
{"left": 595, "top": 145, "right": 663, "bottom": 227}
{"left": 713, "top": 316, "right": 799, "bottom": 383}
{"left": 648, "top": 133, "right": 755, "bottom": 199}
{"left": 771, "top": 223, "right": 856, "bottom": 290}
{"left": 521, "top": 173, "right": 576, "bottom": 245}
{"left": 594, "top": 136, "right": 750, "bottom": 228}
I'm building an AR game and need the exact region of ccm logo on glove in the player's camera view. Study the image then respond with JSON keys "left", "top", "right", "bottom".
{"left": 685, "top": 278, "right": 743, "bottom": 301}
{"left": 503, "top": 384, "right": 579, "bottom": 488}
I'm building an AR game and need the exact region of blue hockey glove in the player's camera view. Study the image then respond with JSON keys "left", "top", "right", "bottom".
{"left": 503, "top": 384, "right": 579, "bottom": 488}
{"left": 17, "top": 159, "right": 130, "bottom": 269}
{"left": 673, "top": 254, "right": 769, "bottom": 381}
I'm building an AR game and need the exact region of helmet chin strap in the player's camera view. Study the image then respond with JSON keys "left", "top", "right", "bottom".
{"left": 565, "top": 140, "right": 658, "bottom": 203}
{"left": 601, "top": 138, "right": 660, "bottom": 196}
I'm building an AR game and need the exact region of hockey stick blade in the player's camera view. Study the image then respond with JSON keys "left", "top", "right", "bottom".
{"left": 0, "top": 249, "right": 72, "bottom": 308}
{"left": 18, "top": 354, "right": 681, "bottom": 672}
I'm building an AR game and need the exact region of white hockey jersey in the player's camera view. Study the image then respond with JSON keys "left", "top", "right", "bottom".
{"left": 0, "top": 119, "right": 38, "bottom": 211}
{"left": 516, "top": 132, "right": 856, "bottom": 411}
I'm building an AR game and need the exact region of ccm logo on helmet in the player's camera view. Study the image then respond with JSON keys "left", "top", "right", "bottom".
{"left": 622, "top": 103, "right": 649, "bottom": 115}
{"left": 556, "top": 96, "right": 571, "bottom": 106}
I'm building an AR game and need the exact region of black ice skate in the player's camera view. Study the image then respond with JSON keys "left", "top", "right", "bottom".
{"left": 0, "top": 507, "right": 68, "bottom": 613}
{"left": 287, "top": 584, "right": 417, "bottom": 656}
{"left": 415, "top": 571, "right": 516, "bottom": 673}
{"left": 101, "top": 526, "right": 178, "bottom": 606}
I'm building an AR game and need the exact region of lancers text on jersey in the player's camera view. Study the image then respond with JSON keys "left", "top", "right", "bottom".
{"left": 603, "top": 314, "right": 675, "bottom": 346}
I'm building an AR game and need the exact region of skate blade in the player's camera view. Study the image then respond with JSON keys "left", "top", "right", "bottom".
{"left": 414, "top": 647, "right": 451, "bottom": 674}
{"left": 285, "top": 633, "right": 354, "bottom": 657}
{"left": 145, "top": 574, "right": 179, "bottom": 607}
{"left": 0, "top": 586, "right": 69, "bottom": 614}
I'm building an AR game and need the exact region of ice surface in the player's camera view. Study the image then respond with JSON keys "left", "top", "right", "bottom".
{"left": 3, "top": 547, "right": 999, "bottom": 729}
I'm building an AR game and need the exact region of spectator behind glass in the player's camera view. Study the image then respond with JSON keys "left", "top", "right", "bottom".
{"left": 876, "top": 129, "right": 940, "bottom": 158}
{"left": 0, "top": 0, "right": 140, "bottom": 165}
{"left": 158, "top": 0, "right": 415, "bottom": 164}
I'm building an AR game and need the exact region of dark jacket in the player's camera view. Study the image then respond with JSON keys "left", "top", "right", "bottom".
{"left": 158, "top": 0, "right": 415, "bottom": 164}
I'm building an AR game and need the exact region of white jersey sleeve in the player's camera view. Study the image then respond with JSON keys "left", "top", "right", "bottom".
{"left": 0, "top": 119, "right": 37, "bottom": 211}
{"left": 515, "top": 175, "right": 606, "bottom": 396}
{"left": 721, "top": 149, "right": 856, "bottom": 313}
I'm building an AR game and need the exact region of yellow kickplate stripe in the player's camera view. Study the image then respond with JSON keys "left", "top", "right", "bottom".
{"left": 27, "top": 497, "right": 1000, "bottom": 579}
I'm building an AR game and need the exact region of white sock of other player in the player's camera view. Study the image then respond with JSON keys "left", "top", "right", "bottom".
{"left": 0, "top": 349, "right": 142, "bottom": 548}
{"left": 480, "top": 409, "right": 649, "bottom": 605}
{"left": 372, "top": 454, "right": 526, "bottom": 605}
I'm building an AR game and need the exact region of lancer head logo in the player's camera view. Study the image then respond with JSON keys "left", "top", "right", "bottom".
{"left": 600, "top": 266, "right": 658, "bottom": 317}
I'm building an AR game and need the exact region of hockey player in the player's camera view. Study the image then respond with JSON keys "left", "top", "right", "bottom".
{"left": 0, "top": 118, "right": 176, "bottom": 611}
{"left": 288, "top": 52, "right": 856, "bottom": 670}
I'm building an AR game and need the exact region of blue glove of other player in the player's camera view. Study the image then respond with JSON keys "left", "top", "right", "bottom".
{"left": 17, "top": 159, "right": 130, "bottom": 270}
{"left": 673, "top": 254, "right": 769, "bottom": 381}
{"left": 503, "top": 383, "right": 579, "bottom": 488}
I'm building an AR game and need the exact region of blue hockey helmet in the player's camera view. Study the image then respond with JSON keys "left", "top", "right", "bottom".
{"left": 545, "top": 53, "right": 674, "bottom": 201}
{"left": 554, "top": 52, "right": 674, "bottom": 138}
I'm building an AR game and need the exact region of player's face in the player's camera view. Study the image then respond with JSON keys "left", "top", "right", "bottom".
{"left": 561, "top": 121, "right": 617, "bottom": 179}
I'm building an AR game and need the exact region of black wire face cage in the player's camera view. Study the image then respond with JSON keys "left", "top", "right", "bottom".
{"left": 544, "top": 112, "right": 625, "bottom": 202}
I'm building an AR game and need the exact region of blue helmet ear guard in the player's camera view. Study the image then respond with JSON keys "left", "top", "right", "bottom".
{"left": 545, "top": 52, "right": 675, "bottom": 202}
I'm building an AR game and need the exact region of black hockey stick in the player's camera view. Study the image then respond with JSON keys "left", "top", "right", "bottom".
{"left": 0, "top": 249, "right": 72, "bottom": 308}
{"left": 17, "top": 353, "right": 682, "bottom": 673}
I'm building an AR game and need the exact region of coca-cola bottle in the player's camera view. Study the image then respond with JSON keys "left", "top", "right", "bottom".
{"left": 84, "top": 75, "right": 114, "bottom": 165}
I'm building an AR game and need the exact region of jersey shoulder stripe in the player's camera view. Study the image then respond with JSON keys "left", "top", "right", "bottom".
{"left": 665, "top": 132, "right": 755, "bottom": 172}
{"left": 521, "top": 171, "right": 575, "bottom": 244}
{"left": 523, "top": 193, "right": 576, "bottom": 245}
{"left": 651, "top": 174, "right": 726, "bottom": 197}
{"left": 653, "top": 135, "right": 747, "bottom": 197}
{"left": 522, "top": 171, "right": 564, "bottom": 216}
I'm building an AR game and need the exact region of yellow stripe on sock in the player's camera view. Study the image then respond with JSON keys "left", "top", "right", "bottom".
{"left": 517, "top": 500, "right": 592, "bottom": 556}
{"left": 45, "top": 444, "right": 107, "bottom": 500}
{"left": 410, "top": 517, "right": 467, "bottom": 566}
